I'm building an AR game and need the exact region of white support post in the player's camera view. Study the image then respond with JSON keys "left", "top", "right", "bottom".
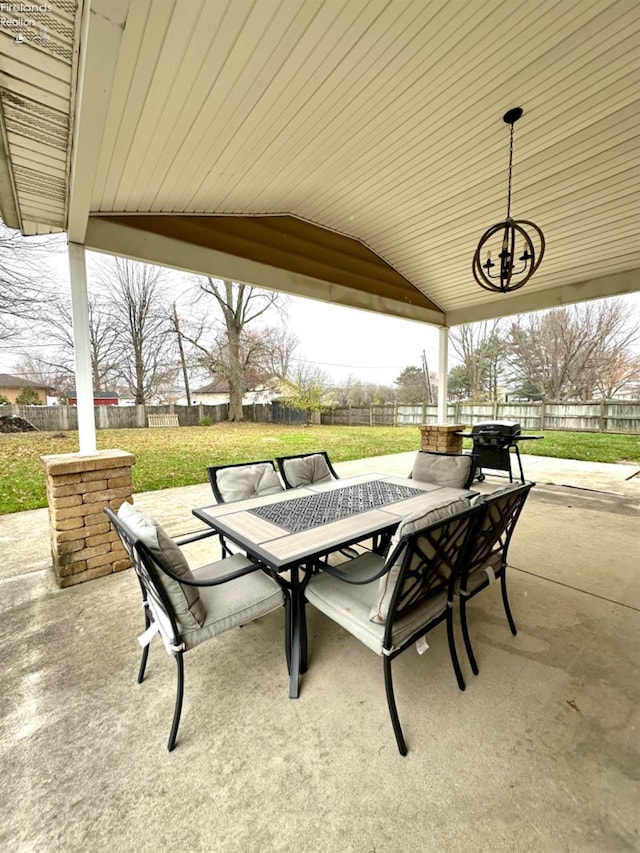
{"left": 68, "top": 242, "right": 96, "bottom": 452}
{"left": 437, "top": 326, "right": 449, "bottom": 424}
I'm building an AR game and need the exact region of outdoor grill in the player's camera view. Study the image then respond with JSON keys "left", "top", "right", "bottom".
{"left": 458, "top": 421, "right": 543, "bottom": 483}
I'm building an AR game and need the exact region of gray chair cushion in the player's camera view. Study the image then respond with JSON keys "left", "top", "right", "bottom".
{"left": 411, "top": 452, "right": 474, "bottom": 489}
{"left": 178, "top": 558, "right": 284, "bottom": 650}
{"left": 369, "top": 496, "right": 471, "bottom": 624}
{"left": 215, "top": 463, "right": 283, "bottom": 502}
{"left": 306, "top": 554, "right": 449, "bottom": 656}
{"left": 282, "top": 454, "right": 333, "bottom": 487}
{"left": 118, "top": 501, "right": 206, "bottom": 628}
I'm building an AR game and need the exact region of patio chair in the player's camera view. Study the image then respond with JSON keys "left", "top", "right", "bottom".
{"left": 458, "top": 482, "right": 534, "bottom": 676}
{"left": 276, "top": 450, "right": 340, "bottom": 489}
{"left": 275, "top": 451, "right": 363, "bottom": 559}
{"left": 207, "top": 460, "right": 285, "bottom": 556}
{"left": 105, "top": 501, "right": 287, "bottom": 752}
{"left": 304, "top": 495, "right": 484, "bottom": 756}
{"left": 409, "top": 450, "right": 478, "bottom": 490}
{"left": 275, "top": 450, "right": 339, "bottom": 489}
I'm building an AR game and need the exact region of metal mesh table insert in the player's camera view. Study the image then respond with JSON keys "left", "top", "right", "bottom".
{"left": 250, "top": 480, "right": 425, "bottom": 533}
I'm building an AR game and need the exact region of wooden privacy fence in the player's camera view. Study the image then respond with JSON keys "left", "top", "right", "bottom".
{"left": 322, "top": 400, "right": 640, "bottom": 433}
{"left": 1, "top": 399, "right": 639, "bottom": 433}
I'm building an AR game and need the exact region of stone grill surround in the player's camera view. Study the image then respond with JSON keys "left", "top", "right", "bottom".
{"left": 418, "top": 424, "right": 464, "bottom": 454}
{"left": 40, "top": 450, "right": 135, "bottom": 588}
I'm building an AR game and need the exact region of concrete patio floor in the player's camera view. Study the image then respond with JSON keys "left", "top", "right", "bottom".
{"left": 1, "top": 451, "right": 639, "bottom": 852}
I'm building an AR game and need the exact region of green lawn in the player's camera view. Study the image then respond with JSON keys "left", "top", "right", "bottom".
{"left": 1, "top": 423, "right": 638, "bottom": 515}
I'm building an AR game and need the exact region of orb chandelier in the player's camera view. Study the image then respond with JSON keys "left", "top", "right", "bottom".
{"left": 472, "top": 107, "right": 545, "bottom": 293}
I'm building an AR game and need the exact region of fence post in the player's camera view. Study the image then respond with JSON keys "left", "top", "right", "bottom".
{"left": 539, "top": 401, "right": 545, "bottom": 431}
{"left": 599, "top": 399, "right": 606, "bottom": 433}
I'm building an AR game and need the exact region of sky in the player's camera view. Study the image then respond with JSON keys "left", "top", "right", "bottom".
{"left": 281, "top": 295, "right": 441, "bottom": 387}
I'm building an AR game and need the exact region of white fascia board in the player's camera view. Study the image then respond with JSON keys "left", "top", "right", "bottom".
{"left": 0, "top": 111, "right": 21, "bottom": 229}
{"left": 446, "top": 269, "right": 640, "bottom": 326}
{"left": 84, "top": 216, "right": 446, "bottom": 327}
{"left": 67, "top": 0, "right": 130, "bottom": 243}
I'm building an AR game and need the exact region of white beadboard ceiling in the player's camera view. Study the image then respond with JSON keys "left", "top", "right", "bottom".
{"left": 0, "top": 0, "right": 638, "bottom": 325}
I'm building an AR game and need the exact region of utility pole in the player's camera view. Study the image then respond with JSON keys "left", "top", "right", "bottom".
{"left": 172, "top": 303, "right": 192, "bottom": 406}
{"left": 422, "top": 349, "right": 433, "bottom": 404}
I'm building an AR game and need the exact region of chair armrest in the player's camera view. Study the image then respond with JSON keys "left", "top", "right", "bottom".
{"left": 178, "top": 561, "right": 269, "bottom": 587}
{"left": 316, "top": 556, "right": 389, "bottom": 585}
{"left": 136, "top": 538, "right": 268, "bottom": 587}
{"left": 174, "top": 528, "right": 219, "bottom": 546}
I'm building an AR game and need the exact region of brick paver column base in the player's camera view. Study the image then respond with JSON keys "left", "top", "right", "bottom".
{"left": 418, "top": 424, "right": 464, "bottom": 454}
{"left": 40, "top": 449, "right": 136, "bottom": 588}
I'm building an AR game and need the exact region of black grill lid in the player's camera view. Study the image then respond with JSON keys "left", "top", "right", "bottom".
{"left": 471, "top": 421, "right": 521, "bottom": 436}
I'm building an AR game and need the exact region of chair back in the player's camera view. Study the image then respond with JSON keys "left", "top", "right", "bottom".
{"left": 410, "top": 450, "right": 477, "bottom": 489}
{"left": 370, "top": 499, "right": 484, "bottom": 627}
{"left": 461, "top": 482, "right": 533, "bottom": 587}
{"left": 105, "top": 506, "right": 185, "bottom": 651}
{"left": 276, "top": 451, "right": 339, "bottom": 488}
{"left": 207, "top": 460, "right": 284, "bottom": 503}
{"left": 105, "top": 503, "right": 213, "bottom": 648}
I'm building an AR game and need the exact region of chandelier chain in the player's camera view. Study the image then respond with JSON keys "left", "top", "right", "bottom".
{"left": 506, "top": 121, "right": 514, "bottom": 221}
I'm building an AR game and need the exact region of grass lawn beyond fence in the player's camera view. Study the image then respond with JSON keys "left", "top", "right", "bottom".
{"left": 1, "top": 423, "right": 639, "bottom": 515}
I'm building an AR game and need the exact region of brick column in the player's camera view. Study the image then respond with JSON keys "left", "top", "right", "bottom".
{"left": 40, "top": 449, "right": 136, "bottom": 588}
{"left": 418, "top": 424, "right": 465, "bottom": 453}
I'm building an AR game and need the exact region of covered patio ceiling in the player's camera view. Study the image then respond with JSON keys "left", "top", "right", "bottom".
{"left": 0, "top": 0, "right": 638, "bottom": 327}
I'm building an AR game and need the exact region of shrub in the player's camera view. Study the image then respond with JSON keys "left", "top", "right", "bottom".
{"left": 199, "top": 417, "right": 212, "bottom": 426}
{"left": 15, "top": 387, "right": 42, "bottom": 405}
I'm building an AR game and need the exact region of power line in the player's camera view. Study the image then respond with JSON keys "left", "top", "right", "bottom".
{"left": 289, "top": 355, "right": 423, "bottom": 370}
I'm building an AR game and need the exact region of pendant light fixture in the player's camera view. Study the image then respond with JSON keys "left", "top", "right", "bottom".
{"left": 472, "top": 107, "right": 545, "bottom": 293}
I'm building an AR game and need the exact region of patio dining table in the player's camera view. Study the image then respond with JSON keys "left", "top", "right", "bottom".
{"left": 193, "top": 473, "right": 473, "bottom": 698}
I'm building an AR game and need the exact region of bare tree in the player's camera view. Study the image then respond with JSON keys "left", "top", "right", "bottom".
{"left": 507, "top": 300, "right": 639, "bottom": 400}
{"left": 332, "top": 376, "right": 397, "bottom": 406}
{"left": 188, "top": 278, "right": 284, "bottom": 421}
{"left": 260, "top": 325, "right": 299, "bottom": 379}
{"left": 13, "top": 352, "right": 73, "bottom": 394}
{"left": 0, "top": 219, "right": 65, "bottom": 341}
{"left": 32, "top": 294, "right": 122, "bottom": 393}
{"left": 593, "top": 350, "right": 640, "bottom": 399}
{"left": 92, "top": 258, "right": 177, "bottom": 404}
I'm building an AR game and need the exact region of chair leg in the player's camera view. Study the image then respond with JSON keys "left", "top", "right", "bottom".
{"left": 383, "top": 656, "right": 407, "bottom": 756}
{"left": 446, "top": 608, "right": 466, "bottom": 690}
{"left": 501, "top": 570, "right": 517, "bottom": 635}
{"left": 459, "top": 597, "right": 479, "bottom": 676}
{"left": 137, "top": 608, "right": 151, "bottom": 684}
{"left": 167, "top": 651, "right": 184, "bottom": 752}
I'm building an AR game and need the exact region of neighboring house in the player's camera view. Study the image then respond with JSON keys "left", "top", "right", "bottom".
{"left": 191, "top": 380, "right": 277, "bottom": 406}
{"left": 615, "top": 383, "right": 640, "bottom": 400}
{"left": 0, "top": 374, "right": 51, "bottom": 404}
{"left": 67, "top": 390, "right": 119, "bottom": 406}
{"left": 593, "top": 382, "right": 640, "bottom": 401}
